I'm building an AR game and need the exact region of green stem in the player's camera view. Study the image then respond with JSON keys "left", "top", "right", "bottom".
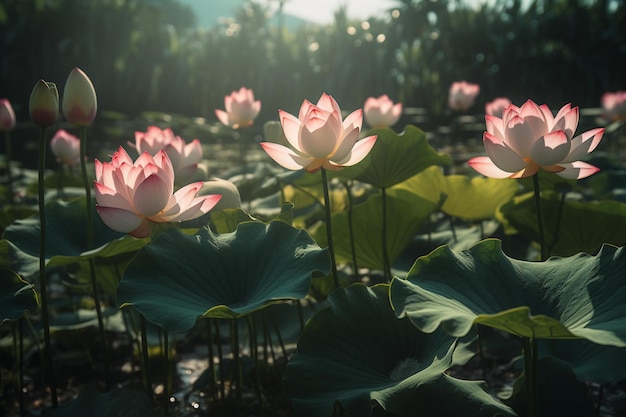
{"left": 343, "top": 181, "right": 360, "bottom": 280}
{"left": 522, "top": 337, "right": 537, "bottom": 417}
{"left": 18, "top": 318, "right": 25, "bottom": 415}
{"left": 381, "top": 187, "right": 392, "bottom": 282}
{"left": 4, "top": 131, "right": 13, "bottom": 205}
{"left": 37, "top": 126, "right": 57, "bottom": 407}
{"left": 320, "top": 168, "right": 339, "bottom": 288}
{"left": 214, "top": 319, "right": 226, "bottom": 404}
{"left": 163, "top": 330, "right": 170, "bottom": 412}
{"left": 79, "top": 126, "right": 111, "bottom": 389}
{"left": 140, "top": 314, "right": 152, "bottom": 400}
{"left": 546, "top": 191, "right": 566, "bottom": 257}
{"left": 232, "top": 318, "right": 242, "bottom": 408}
{"left": 532, "top": 174, "right": 546, "bottom": 261}
{"left": 207, "top": 320, "right": 217, "bottom": 402}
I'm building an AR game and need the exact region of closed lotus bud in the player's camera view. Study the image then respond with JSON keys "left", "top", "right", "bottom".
{"left": 200, "top": 178, "right": 241, "bottom": 211}
{"left": 62, "top": 67, "right": 97, "bottom": 126}
{"left": 0, "top": 99, "right": 16, "bottom": 131}
{"left": 29, "top": 80, "right": 59, "bottom": 127}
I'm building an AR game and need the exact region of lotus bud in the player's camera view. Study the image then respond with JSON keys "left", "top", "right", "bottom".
{"left": 62, "top": 67, "right": 97, "bottom": 126}
{"left": 29, "top": 80, "right": 59, "bottom": 127}
{"left": 0, "top": 99, "right": 16, "bottom": 131}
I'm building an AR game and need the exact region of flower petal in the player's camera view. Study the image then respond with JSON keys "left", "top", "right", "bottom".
{"left": 468, "top": 156, "right": 514, "bottom": 178}
{"left": 96, "top": 206, "right": 144, "bottom": 234}
{"left": 334, "top": 135, "right": 377, "bottom": 167}
{"left": 555, "top": 161, "right": 601, "bottom": 180}
{"left": 133, "top": 173, "right": 171, "bottom": 216}
{"left": 562, "top": 128, "right": 604, "bottom": 163}
{"left": 483, "top": 132, "right": 527, "bottom": 173}
{"left": 260, "top": 142, "right": 310, "bottom": 170}
{"left": 529, "top": 130, "right": 571, "bottom": 167}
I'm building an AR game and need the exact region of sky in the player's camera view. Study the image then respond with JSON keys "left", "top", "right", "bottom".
{"left": 278, "top": 0, "right": 399, "bottom": 24}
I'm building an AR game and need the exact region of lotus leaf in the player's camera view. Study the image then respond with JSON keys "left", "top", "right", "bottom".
{"left": 390, "top": 239, "right": 626, "bottom": 346}
{"left": 117, "top": 221, "right": 329, "bottom": 332}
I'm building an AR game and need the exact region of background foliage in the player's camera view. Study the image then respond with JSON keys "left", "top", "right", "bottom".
{"left": 1, "top": 0, "right": 625, "bottom": 120}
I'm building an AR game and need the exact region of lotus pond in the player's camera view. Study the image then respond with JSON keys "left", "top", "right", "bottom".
{"left": 1, "top": 76, "right": 626, "bottom": 417}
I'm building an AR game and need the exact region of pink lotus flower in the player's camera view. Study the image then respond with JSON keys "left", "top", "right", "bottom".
{"left": 485, "top": 97, "right": 512, "bottom": 118}
{"left": 94, "top": 146, "right": 221, "bottom": 238}
{"left": 448, "top": 81, "right": 480, "bottom": 111}
{"left": 0, "top": 99, "right": 16, "bottom": 131}
{"left": 29, "top": 80, "right": 59, "bottom": 127}
{"left": 363, "top": 95, "right": 402, "bottom": 128}
{"left": 132, "top": 126, "right": 203, "bottom": 183}
{"left": 50, "top": 129, "right": 81, "bottom": 167}
{"left": 468, "top": 99, "right": 605, "bottom": 179}
{"left": 62, "top": 68, "right": 97, "bottom": 126}
{"left": 260, "top": 93, "right": 377, "bottom": 173}
{"left": 601, "top": 91, "right": 626, "bottom": 122}
{"left": 215, "top": 87, "right": 261, "bottom": 129}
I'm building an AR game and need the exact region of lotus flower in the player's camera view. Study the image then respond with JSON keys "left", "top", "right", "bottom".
{"left": 62, "top": 67, "right": 97, "bottom": 126}
{"left": 448, "top": 81, "right": 480, "bottom": 111}
{"left": 50, "top": 129, "right": 81, "bottom": 167}
{"left": 0, "top": 99, "right": 16, "bottom": 131}
{"left": 485, "top": 97, "right": 512, "bottom": 118}
{"left": 132, "top": 126, "right": 203, "bottom": 182}
{"left": 94, "top": 146, "right": 221, "bottom": 238}
{"left": 363, "top": 95, "right": 402, "bottom": 128}
{"left": 215, "top": 87, "right": 261, "bottom": 129}
{"left": 468, "top": 99, "right": 605, "bottom": 179}
{"left": 601, "top": 91, "right": 626, "bottom": 122}
{"left": 29, "top": 80, "right": 59, "bottom": 127}
{"left": 260, "top": 93, "right": 377, "bottom": 173}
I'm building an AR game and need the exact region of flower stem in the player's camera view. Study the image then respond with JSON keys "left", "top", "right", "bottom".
{"left": 78, "top": 126, "right": 111, "bottom": 389}
{"left": 522, "top": 336, "right": 537, "bottom": 417}
{"left": 140, "top": 314, "right": 152, "bottom": 399}
{"left": 532, "top": 174, "right": 546, "bottom": 261}
{"left": 343, "top": 181, "right": 360, "bottom": 280}
{"left": 37, "top": 126, "right": 57, "bottom": 407}
{"left": 321, "top": 168, "right": 339, "bottom": 288}
{"left": 4, "top": 131, "right": 14, "bottom": 205}
{"left": 381, "top": 187, "right": 392, "bottom": 282}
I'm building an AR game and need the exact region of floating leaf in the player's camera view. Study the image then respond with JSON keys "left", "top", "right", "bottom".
{"left": 313, "top": 189, "right": 440, "bottom": 269}
{"left": 283, "top": 284, "right": 514, "bottom": 417}
{"left": 390, "top": 239, "right": 626, "bottom": 346}
{"left": 498, "top": 191, "right": 626, "bottom": 256}
{"left": 339, "top": 125, "right": 451, "bottom": 188}
{"left": 46, "top": 385, "right": 164, "bottom": 417}
{"left": 395, "top": 166, "right": 519, "bottom": 220}
{"left": 0, "top": 267, "right": 38, "bottom": 324}
{"left": 3, "top": 197, "right": 146, "bottom": 267}
{"left": 117, "top": 221, "right": 329, "bottom": 333}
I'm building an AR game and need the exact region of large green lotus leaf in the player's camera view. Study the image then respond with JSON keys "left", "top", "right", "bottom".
{"left": 0, "top": 267, "right": 38, "bottom": 324}
{"left": 0, "top": 239, "right": 38, "bottom": 277}
{"left": 390, "top": 239, "right": 626, "bottom": 346}
{"left": 284, "top": 284, "right": 514, "bottom": 417}
{"left": 3, "top": 197, "right": 147, "bottom": 267}
{"left": 117, "top": 221, "right": 329, "bottom": 333}
{"left": 338, "top": 125, "right": 451, "bottom": 188}
{"left": 498, "top": 191, "right": 626, "bottom": 257}
{"left": 533, "top": 339, "right": 626, "bottom": 384}
{"left": 46, "top": 385, "right": 164, "bottom": 417}
{"left": 502, "top": 356, "right": 595, "bottom": 417}
{"left": 394, "top": 166, "right": 519, "bottom": 220}
{"left": 312, "top": 189, "right": 440, "bottom": 269}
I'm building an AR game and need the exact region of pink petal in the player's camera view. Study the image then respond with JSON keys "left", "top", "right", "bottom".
{"left": 468, "top": 156, "right": 514, "bottom": 178}
{"left": 332, "top": 127, "right": 360, "bottom": 163}
{"left": 529, "top": 131, "right": 570, "bottom": 166}
{"left": 555, "top": 161, "right": 601, "bottom": 180}
{"left": 483, "top": 132, "right": 527, "bottom": 173}
{"left": 133, "top": 174, "right": 171, "bottom": 216}
{"left": 562, "top": 128, "right": 604, "bottom": 163}
{"left": 260, "top": 142, "right": 310, "bottom": 170}
{"left": 343, "top": 109, "right": 363, "bottom": 131}
{"left": 335, "top": 135, "right": 377, "bottom": 167}
{"left": 279, "top": 110, "right": 303, "bottom": 151}
{"left": 215, "top": 109, "right": 230, "bottom": 126}
{"left": 94, "top": 182, "right": 133, "bottom": 212}
{"left": 96, "top": 206, "right": 144, "bottom": 234}
{"left": 299, "top": 117, "right": 341, "bottom": 158}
